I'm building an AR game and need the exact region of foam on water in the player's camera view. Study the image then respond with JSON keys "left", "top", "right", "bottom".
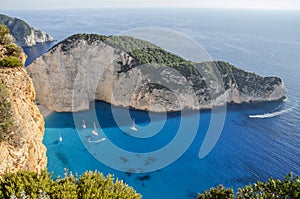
{"left": 249, "top": 106, "right": 295, "bottom": 119}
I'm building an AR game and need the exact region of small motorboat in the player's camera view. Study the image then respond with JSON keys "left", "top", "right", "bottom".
{"left": 58, "top": 132, "right": 62, "bottom": 142}
{"left": 130, "top": 119, "right": 138, "bottom": 131}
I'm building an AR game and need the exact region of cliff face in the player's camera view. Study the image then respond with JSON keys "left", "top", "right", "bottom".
{"left": 0, "top": 14, "right": 54, "bottom": 47}
{"left": 26, "top": 34, "right": 287, "bottom": 112}
{"left": 0, "top": 67, "right": 47, "bottom": 176}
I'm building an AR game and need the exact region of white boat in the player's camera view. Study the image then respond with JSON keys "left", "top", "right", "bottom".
{"left": 58, "top": 132, "right": 62, "bottom": 142}
{"left": 130, "top": 125, "right": 138, "bottom": 131}
{"left": 82, "top": 120, "right": 86, "bottom": 128}
{"left": 92, "top": 122, "right": 99, "bottom": 136}
{"left": 130, "top": 119, "right": 138, "bottom": 131}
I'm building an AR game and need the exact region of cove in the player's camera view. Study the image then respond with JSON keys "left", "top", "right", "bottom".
{"left": 43, "top": 100, "right": 299, "bottom": 199}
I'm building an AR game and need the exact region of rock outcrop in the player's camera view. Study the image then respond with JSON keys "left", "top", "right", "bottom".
{"left": 0, "top": 14, "right": 54, "bottom": 47}
{"left": 0, "top": 67, "right": 47, "bottom": 176}
{"left": 26, "top": 34, "right": 287, "bottom": 112}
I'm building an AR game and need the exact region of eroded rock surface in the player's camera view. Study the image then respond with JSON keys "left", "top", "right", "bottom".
{"left": 0, "top": 67, "right": 47, "bottom": 176}
{"left": 27, "top": 34, "right": 287, "bottom": 112}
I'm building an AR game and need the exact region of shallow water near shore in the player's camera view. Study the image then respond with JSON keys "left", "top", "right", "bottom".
{"left": 44, "top": 100, "right": 300, "bottom": 199}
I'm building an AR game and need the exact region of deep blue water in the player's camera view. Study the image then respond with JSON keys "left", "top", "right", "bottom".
{"left": 1, "top": 9, "right": 299, "bottom": 199}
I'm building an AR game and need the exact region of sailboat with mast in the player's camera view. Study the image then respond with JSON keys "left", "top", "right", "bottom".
{"left": 92, "top": 121, "right": 99, "bottom": 136}
{"left": 82, "top": 120, "right": 86, "bottom": 129}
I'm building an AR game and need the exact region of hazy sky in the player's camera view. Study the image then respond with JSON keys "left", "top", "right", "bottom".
{"left": 2, "top": 0, "right": 300, "bottom": 10}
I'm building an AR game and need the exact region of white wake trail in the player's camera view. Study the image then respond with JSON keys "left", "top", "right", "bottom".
{"left": 88, "top": 137, "right": 106, "bottom": 143}
{"left": 249, "top": 107, "right": 295, "bottom": 119}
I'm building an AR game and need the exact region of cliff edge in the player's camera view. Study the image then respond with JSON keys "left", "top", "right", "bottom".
{"left": 0, "top": 25, "right": 47, "bottom": 177}
{"left": 27, "top": 34, "right": 287, "bottom": 112}
{"left": 0, "top": 67, "right": 47, "bottom": 176}
{"left": 0, "top": 14, "right": 54, "bottom": 47}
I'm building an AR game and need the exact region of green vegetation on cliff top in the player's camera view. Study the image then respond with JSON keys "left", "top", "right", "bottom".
{"left": 0, "top": 24, "right": 23, "bottom": 67}
{"left": 51, "top": 33, "right": 186, "bottom": 67}
{"left": 52, "top": 34, "right": 282, "bottom": 81}
{"left": 52, "top": 33, "right": 283, "bottom": 102}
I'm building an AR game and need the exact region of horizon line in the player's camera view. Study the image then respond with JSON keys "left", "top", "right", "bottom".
{"left": 1, "top": 7, "right": 300, "bottom": 11}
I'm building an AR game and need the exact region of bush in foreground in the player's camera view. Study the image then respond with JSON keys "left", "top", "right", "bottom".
{"left": 0, "top": 24, "right": 15, "bottom": 45}
{"left": 197, "top": 173, "right": 300, "bottom": 199}
{"left": 0, "top": 24, "right": 23, "bottom": 68}
{"left": 197, "top": 185, "right": 234, "bottom": 199}
{"left": 0, "top": 170, "right": 141, "bottom": 199}
{"left": 4, "top": 44, "right": 23, "bottom": 58}
{"left": 0, "top": 56, "right": 22, "bottom": 67}
{"left": 0, "top": 24, "right": 10, "bottom": 44}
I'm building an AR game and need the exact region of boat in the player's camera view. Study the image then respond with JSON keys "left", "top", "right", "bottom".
{"left": 58, "top": 132, "right": 62, "bottom": 142}
{"left": 130, "top": 119, "right": 138, "bottom": 131}
{"left": 282, "top": 97, "right": 288, "bottom": 102}
{"left": 82, "top": 120, "right": 86, "bottom": 128}
{"left": 92, "top": 122, "right": 99, "bottom": 136}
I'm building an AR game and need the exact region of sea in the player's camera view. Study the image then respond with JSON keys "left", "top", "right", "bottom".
{"left": 1, "top": 8, "right": 299, "bottom": 199}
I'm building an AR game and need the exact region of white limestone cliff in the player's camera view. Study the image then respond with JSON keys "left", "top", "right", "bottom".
{"left": 0, "top": 14, "right": 54, "bottom": 47}
{"left": 26, "top": 34, "right": 287, "bottom": 112}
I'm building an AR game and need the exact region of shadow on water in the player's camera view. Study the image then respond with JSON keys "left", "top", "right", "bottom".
{"left": 45, "top": 100, "right": 201, "bottom": 129}
{"left": 136, "top": 174, "right": 151, "bottom": 181}
{"left": 45, "top": 100, "right": 284, "bottom": 129}
{"left": 55, "top": 151, "right": 71, "bottom": 170}
{"left": 228, "top": 100, "right": 286, "bottom": 114}
{"left": 23, "top": 41, "right": 57, "bottom": 66}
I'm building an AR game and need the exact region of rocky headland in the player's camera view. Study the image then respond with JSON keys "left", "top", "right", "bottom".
{"left": 0, "top": 14, "right": 54, "bottom": 47}
{"left": 26, "top": 34, "right": 287, "bottom": 112}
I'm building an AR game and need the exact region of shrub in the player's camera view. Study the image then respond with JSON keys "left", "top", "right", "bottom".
{"left": 236, "top": 173, "right": 300, "bottom": 199}
{"left": 0, "top": 81, "right": 14, "bottom": 141}
{"left": 78, "top": 171, "right": 140, "bottom": 199}
{"left": 0, "top": 24, "right": 10, "bottom": 41}
{"left": 197, "top": 185, "right": 234, "bottom": 199}
{"left": 0, "top": 170, "right": 52, "bottom": 199}
{"left": 0, "top": 24, "right": 15, "bottom": 45}
{"left": 1, "top": 34, "right": 15, "bottom": 45}
{"left": 50, "top": 172, "right": 78, "bottom": 199}
{"left": 0, "top": 81, "right": 22, "bottom": 147}
{"left": 0, "top": 24, "right": 9, "bottom": 34}
{"left": 0, "top": 170, "right": 141, "bottom": 199}
{"left": 197, "top": 173, "right": 300, "bottom": 199}
{"left": 0, "top": 56, "right": 22, "bottom": 67}
{"left": 4, "top": 44, "right": 22, "bottom": 58}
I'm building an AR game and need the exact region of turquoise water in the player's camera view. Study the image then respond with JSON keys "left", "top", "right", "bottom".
{"left": 2, "top": 8, "right": 299, "bottom": 199}
{"left": 44, "top": 100, "right": 299, "bottom": 199}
